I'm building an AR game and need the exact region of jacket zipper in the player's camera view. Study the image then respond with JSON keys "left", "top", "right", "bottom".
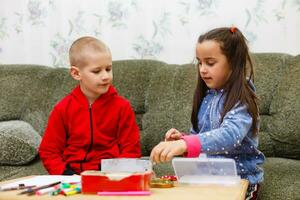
{"left": 81, "top": 104, "right": 94, "bottom": 172}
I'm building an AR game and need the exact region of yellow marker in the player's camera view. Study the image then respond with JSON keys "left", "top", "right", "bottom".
{"left": 64, "top": 188, "right": 81, "bottom": 196}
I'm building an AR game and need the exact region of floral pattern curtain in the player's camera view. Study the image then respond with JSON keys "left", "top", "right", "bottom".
{"left": 0, "top": 0, "right": 299, "bottom": 67}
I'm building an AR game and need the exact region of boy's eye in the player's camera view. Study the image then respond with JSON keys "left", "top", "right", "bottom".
{"left": 92, "top": 70, "right": 100, "bottom": 74}
{"left": 106, "top": 68, "right": 112, "bottom": 72}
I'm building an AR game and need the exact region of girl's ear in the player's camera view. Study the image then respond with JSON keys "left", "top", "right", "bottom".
{"left": 70, "top": 66, "right": 81, "bottom": 81}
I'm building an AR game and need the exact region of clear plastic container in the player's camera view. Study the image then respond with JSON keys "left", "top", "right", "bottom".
{"left": 172, "top": 156, "right": 241, "bottom": 185}
{"left": 101, "top": 158, "right": 152, "bottom": 173}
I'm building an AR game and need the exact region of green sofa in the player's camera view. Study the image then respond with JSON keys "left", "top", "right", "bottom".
{"left": 0, "top": 53, "right": 299, "bottom": 199}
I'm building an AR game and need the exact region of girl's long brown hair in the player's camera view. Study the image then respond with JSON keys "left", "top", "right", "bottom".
{"left": 191, "top": 27, "right": 259, "bottom": 136}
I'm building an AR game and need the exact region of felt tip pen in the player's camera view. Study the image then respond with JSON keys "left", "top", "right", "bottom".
{"left": 61, "top": 188, "right": 75, "bottom": 193}
{"left": 50, "top": 188, "right": 61, "bottom": 196}
{"left": 18, "top": 181, "right": 61, "bottom": 195}
{"left": 63, "top": 188, "right": 81, "bottom": 196}
{"left": 35, "top": 185, "right": 60, "bottom": 196}
{"left": 0, "top": 184, "right": 36, "bottom": 191}
{"left": 97, "top": 191, "right": 151, "bottom": 196}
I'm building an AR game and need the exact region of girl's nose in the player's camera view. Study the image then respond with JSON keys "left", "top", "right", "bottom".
{"left": 199, "top": 65, "right": 207, "bottom": 74}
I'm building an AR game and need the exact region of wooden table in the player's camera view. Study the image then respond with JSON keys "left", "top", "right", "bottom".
{"left": 0, "top": 176, "right": 249, "bottom": 200}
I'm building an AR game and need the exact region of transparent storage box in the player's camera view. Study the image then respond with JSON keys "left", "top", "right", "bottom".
{"left": 101, "top": 158, "right": 152, "bottom": 173}
{"left": 172, "top": 156, "right": 241, "bottom": 185}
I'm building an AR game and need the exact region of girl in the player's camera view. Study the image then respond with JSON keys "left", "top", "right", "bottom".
{"left": 150, "top": 27, "right": 265, "bottom": 200}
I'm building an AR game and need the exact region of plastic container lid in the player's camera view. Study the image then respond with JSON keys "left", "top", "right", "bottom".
{"left": 172, "top": 156, "right": 241, "bottom": 185}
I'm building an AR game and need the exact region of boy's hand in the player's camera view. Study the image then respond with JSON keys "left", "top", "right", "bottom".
{"left": 150, "top": 140, "right": 187, "bottom": 164}
{"left": 165, "top": 128, "right": 182, "bottom": 141}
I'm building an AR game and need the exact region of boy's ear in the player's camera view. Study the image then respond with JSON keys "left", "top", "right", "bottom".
{"left": 70, "top": 66, "right": 81, "bottom": 81}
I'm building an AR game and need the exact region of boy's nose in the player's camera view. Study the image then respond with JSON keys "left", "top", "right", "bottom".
{"left": 101, "top": 71, "right": 110, "bottom": 80}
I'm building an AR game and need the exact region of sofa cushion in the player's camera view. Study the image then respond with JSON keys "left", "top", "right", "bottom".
{"left": 258, "top": 157, "right": 300, "bottom": 200}
{"left": 267, "top": 55, "right": 300, "bottom": 159}
{"left": 142, "top": 63, "right": 198, "bottom": 156}
{"left": 0, "top": 65, "right": 37, "bottom": 121}
{"left": 112, "top": 60, "right": 153, "bottom": 114}
{"left": 0, "top": 158, "right": 47, "bottom": 181}
{"left": 0, "top": 65, "right": 69, "bottom": 135}
{"left": 252, "top": 53, "right": 292, "bottom": 115}
{"left": 113, "top": 60, "right": 172, "bottom": 155}
{"left": 0, "top": 120, "right": 41, "bottom": 165}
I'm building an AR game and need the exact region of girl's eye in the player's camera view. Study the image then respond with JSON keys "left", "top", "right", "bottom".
{"left": 106, "top": 68, "right": 112, "bottom": 72}
{"left": 207, "top": 62, "right": 215, "bottom": 66}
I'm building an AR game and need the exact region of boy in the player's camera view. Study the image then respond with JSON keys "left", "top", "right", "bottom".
{"left": 39, "top": 36, "right": 141, "bottom": 175}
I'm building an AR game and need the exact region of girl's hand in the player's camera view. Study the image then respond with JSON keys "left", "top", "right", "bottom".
{"left": 165, "top": 128, "right": 182, "bottom": 141}
{"left": 150, "top": 140, "right": 187, "bottom": 164}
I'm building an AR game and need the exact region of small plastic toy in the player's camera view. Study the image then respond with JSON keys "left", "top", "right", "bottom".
{"left": 150, "top": 178, "right": 174, "bottom": 188}
{"left": 160, "top": 175, "right": 177, "bottom": 181}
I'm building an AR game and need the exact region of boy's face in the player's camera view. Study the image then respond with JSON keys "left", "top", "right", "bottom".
{"left": 70, "top": 51, "right": 113, "bottom": 103}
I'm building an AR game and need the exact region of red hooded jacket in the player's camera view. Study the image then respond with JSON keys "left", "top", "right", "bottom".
{"left": 39, "top": 85, "right": 141, "bottom": 175}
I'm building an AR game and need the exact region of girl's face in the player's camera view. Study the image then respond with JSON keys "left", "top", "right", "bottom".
{"left": 196, "top": 40, "right": 232, "bottom": 90}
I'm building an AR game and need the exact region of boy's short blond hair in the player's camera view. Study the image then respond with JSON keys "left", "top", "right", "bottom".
{"left": 69, "top": 36, "right": 110, "bottom": 67}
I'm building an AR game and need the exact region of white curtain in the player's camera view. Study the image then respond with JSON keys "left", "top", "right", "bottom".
{"left": 0, "top": 0, "right": 299, "bottom": 67}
